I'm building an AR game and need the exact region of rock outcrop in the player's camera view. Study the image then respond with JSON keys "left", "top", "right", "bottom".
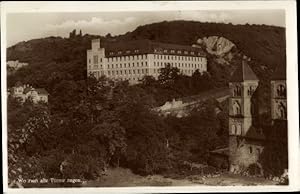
{"left": 194, "top": 36, "right": 235, "bottom": 57}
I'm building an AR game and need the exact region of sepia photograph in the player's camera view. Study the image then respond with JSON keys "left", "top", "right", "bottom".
{"left": 1, "top": 1, "right": 299, "bottom": 193}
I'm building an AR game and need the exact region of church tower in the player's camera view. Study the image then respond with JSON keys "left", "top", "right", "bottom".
{"left": 271, "top": 64, "right": 287, "bottom": 122}
{"left": 228, "top": 58, "right": 263, "bottom": 173}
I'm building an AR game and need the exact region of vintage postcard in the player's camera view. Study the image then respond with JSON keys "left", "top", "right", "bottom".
{"left": 1, "top": 1, "right": 299, "bottom": 193}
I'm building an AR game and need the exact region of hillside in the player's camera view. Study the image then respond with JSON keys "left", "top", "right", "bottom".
{"left": 7, "top": 20, "right": 286, "bottom": 112}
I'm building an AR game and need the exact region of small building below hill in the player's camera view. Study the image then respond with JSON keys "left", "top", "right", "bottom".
{"left": 11, "top": 82, "right": 49, "bottom": 103}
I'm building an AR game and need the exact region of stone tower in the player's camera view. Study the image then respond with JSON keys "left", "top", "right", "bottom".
{"left": 228, "top": 59, "right": 264, "bottom": 173}
{"left": 271, "top": 64, "right": 287, "bottom": 122}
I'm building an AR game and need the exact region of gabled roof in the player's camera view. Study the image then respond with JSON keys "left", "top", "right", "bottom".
{"left": 272, "top": 63, "right": 286, "bottom": 80}
{"left": 15, "top": 81, "right": 23, "bottom": 87}
{"left": 36, "top": 88, "right": 49, "bottom": 95}
{"left": 230, "top": 60, "right": 258, "bottom": 82}
{"left": 245, "top": 126, "right": 265, "bottom": 140}
{"left": 23, "top": 87, "right": 32, "bottom": 94}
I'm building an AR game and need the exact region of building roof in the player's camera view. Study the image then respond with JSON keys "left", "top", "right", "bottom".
{"left": 99, "top": 39, "right": 206, "bottom": 57}
{"left": 244, "top": 126, "right": 265, "bottom": 140}
{"left": 15, "top": 81, "right": 23, "bottom": 87}
{"left": 272, "top": 63, "right": 286, "bottom": 80}
{"left": 210, "top": 147, "right": 229, "bottom": 156}
{"left": 36, "top": 88, "right": 49, "bottom": 95}
{"left": 23, "top": 87, "right": 32, "bottom": 94}
{"left": 230, "top": 60, "right": 258, "bottom": 82}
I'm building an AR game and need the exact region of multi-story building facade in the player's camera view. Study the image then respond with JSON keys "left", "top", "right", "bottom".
{"left": 87, "top": 39, "right": 207, "bottom": 84}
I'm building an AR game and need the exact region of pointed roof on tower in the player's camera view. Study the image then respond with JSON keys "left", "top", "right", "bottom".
{"left": 230, "top": 58, "right": 258, "bottom": 82}
{"left": 272, "top": 63, "right": 286, "bottom": 80}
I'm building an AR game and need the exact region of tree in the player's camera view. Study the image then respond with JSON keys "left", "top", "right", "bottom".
{"left": 158, "top": 63, "right": 180, "bottom": 85}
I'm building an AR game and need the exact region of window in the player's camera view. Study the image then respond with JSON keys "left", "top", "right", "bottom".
{"left": 233, "top": 101, "right": 241, "bottom": 115}
{"left": 236, "top": 125, "right": 242, "bottom": 135}
{"left": 93, "top": 55, "right": 98, "bottom": 64}
{"left": 129, "top": 70, "right": 131, "bottom": 74}
{"left": 132, "top": 63, "right": 135, "bottom": 67}
{"left": 277, "top": 84, "right": 286, "bottom": 97}
{"left": 145, "top": 62, "right": 147, "bottom": 66}
{"left": 128, "top": 63, "right": 130, "bottom": 68}
{"left": 116, "top": 64, "right": 118, "bottom": 68}
{"left": 277, "top": 103, "right": 287, "bottom": 119}
{"left": 88, "top": 59, "right": 91, "bottom": 64}
{"left": 256, "top": 148, "right": 260, "bottom": 154}
{"left": 112, "top": 64, "right": 114, "bottom": 69}
{"left": 133, "top": 70, "right": 135, "bottom": 74}
{"left": 137, "top": 69, "right": 140, "bottom": 74}
{"left": 231, "top": 125, "right": 236, "bottom": 134}
{"left": 120, "top": 64, "right": 122, "bottom": 68}
{"left": 248, "top": 86, "right": 255, "bottom": 96}
{"left": 234, "top": 86, "right": 242, "bottom": 96}
{"left": 154, "top": 62, "right": 156, "bottom": 66}
{"left": 249, "top": 146, "right": 253, "bottom": 154}
{"left": 141, "top": 62, "right": 143, "bottom": 67}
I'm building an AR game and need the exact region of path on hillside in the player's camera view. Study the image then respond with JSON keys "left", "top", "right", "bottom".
{"left": 154, "top": 87, "right": 230, "bottom": 117}
{"left": 83, "top": 168, "right": 277, "bottom": 187}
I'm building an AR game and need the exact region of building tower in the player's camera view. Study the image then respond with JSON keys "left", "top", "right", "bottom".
{"left": 271, "top": 64, "right": 287, "bottom": 122}
{"left": 228, "top": 59, "right": 263, "bottom": 173}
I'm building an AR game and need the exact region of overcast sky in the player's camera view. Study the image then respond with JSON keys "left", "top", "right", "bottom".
{"left": 6, "top": 10, "right": 285, "bottom": 47}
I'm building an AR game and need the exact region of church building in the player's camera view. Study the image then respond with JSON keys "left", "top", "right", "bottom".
{"left": 228, "top": 58, "right": 265, "bottom": 173}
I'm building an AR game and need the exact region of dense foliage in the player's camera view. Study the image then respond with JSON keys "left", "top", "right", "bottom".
{"left": 8, "top": 65, "right": 226, "bottom": 186}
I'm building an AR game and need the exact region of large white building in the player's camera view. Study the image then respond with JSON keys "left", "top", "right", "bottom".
{"left": 87, "top": 39, "right": 207, "bottom": 84}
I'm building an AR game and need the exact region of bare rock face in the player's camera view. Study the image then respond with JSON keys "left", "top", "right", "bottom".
{"left": 196, "top": 36, "right": 235, "bottom": 56}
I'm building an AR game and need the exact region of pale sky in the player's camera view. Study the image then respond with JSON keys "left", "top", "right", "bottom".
{"left": 6, "top": 10, "right": 285, "bottom": 47}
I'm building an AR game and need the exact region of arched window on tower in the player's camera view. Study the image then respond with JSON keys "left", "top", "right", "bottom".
{"left": 248, "top": 86, "right": 255, "bottom": 96}
{"left": 231, "top": 125, "right": 236, "bottom": 134}
{"left": 277, "top": 102, "right": 287, "bottom": 119}
{"left": 233, "top": 101, "right": 241, "bottom": 115}
{"left": 236, "top": 125, "right": 242, "bottom": 135}
{"left": 233, "top": 86, "right": 242, "bottom": 97}
{"left": 277, "top": 84, "right": 286, "bottom": 97}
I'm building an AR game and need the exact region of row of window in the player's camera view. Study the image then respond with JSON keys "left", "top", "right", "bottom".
{"left": 107, "top": 62, "right": 148, "bottom": 69}
{"left": 107, "top": 69, "right": 149, "bottom": 76}
{"left": 107, "top": 49, "right": 202, "bottom": 57}
{"left": 232, "top": 86, "right": 255, "bottom": 97}
{"left": 154, "top": 62, "right": 205, "bottom": 69}
{"left": 89, "top": 62, "right": 206, "bottom": 70}
{"left": 154, "top": 54, "right": 204, "bottom": 62}
{"left": 90, "top": 54, "right": 206, "bottom": 65}
{"left": 153, "top": 48, "right": 202, "bottom": 56}
{"left": 153, "top": 69, "right": 195, "bottom": 75}
{"left": 107, "top": 54, "right": 148, "bottom": 62}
